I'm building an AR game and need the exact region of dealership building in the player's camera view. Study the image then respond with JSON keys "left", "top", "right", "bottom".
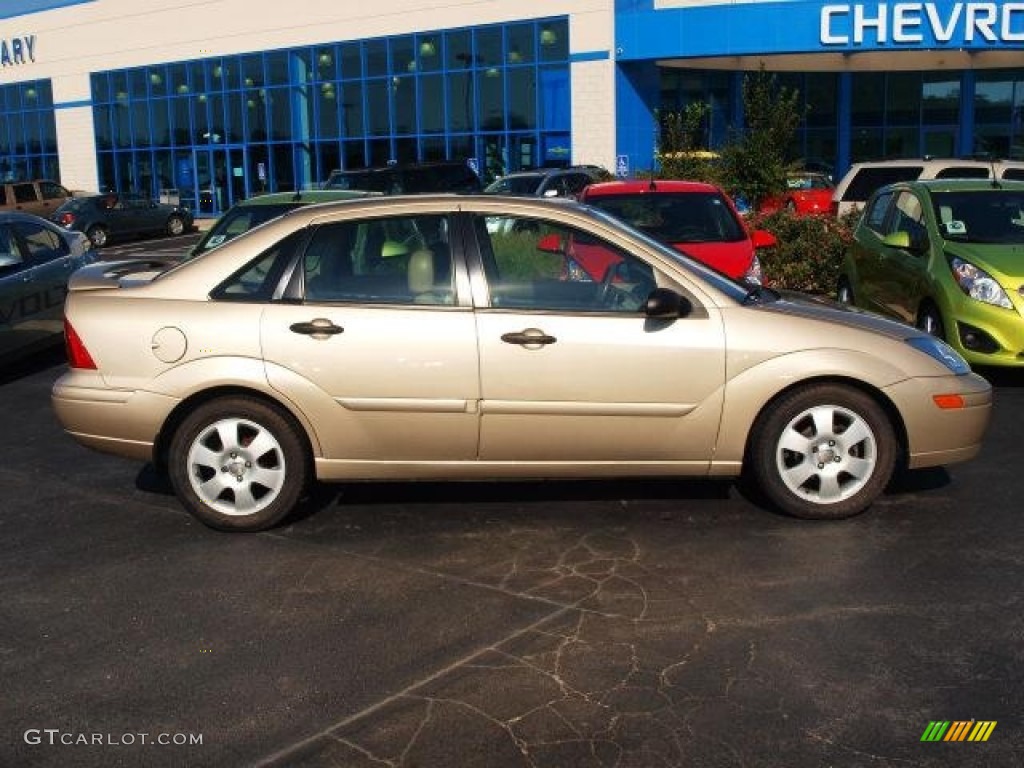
{"left": 1, "top": 0, "right": 1021, "bottom": 215}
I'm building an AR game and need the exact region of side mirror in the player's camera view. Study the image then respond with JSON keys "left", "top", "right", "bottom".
{"left": 751, "top": 229, "right": 777, "bottom": 249}
{"left": 644, "top": 287, "right": 692, "bottom": 319}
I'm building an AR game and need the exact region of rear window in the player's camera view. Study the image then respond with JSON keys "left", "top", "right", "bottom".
{"left": 933, "top": 166, "right": 990, "bottom": 179}
{"left": 586, "top": 192, "right": 746, "bottom": 243}
{"left": 193, "top": 202, "right": 300, "bottom": 256}
{"left": 842, "top": 166, "right": 923, "bottom": 202}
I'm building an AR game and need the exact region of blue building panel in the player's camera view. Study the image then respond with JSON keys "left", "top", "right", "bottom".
{"left": 0, "top": 0, "right": 94, "bottom": 20}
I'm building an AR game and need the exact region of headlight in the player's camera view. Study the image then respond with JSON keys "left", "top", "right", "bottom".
{"left": 905, "top": 336, "right": 970, "bottom": 374}
{"left": 950, "top": 257, "right": 1013, "bottom": 308}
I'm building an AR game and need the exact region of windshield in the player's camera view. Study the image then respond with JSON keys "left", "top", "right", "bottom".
{"left": 190, "top": 203, "right": 301, "bottom": 258}
{"left": 930, "top": 189, "right": 1024, "bottom": 245}
{"left": 584, "top": 192, "right": 746, "bottom": 244}
{"left": 584, "top": 206, "right": 752, "bottom": 303}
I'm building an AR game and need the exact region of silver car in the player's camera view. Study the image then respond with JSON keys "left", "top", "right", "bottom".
{"left": 0, "top": 211, "right": 95, "bottom": 365}
{"left": 52, "top": 195, "right": 991, "bottom": 531}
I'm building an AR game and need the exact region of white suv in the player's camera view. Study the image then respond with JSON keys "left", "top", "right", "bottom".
{"left": 832, "top": 158, "right": 1024, "bottom": 217}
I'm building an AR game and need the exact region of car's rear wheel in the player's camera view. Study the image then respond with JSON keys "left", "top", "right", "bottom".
{"left": 166, "top": 215, "right": 185, "bottom": 236}
{"left": 86, "top": 225, "right": 108, "bottom": 248}
{"left": 168, "top": 397, "right": 309, "bottom": 531}
{"left": 916, "top": 303, "right": 946, "bottom": 340}
{"left": 748, "top": 384, "right": 896, "bottom": 520}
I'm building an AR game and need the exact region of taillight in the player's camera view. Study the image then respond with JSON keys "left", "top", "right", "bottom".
{"left": 64, "top": 318, "right": 97, "bottom": 369}
{"left": 58, "top": 211, "right": 75, "bottom": 227}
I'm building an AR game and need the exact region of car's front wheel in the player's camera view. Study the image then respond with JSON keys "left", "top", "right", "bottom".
{"left": 86, "top": 225, "right": 108, "bottom": 248}
{"left": 748, "top": 384, "right": 896, "bottom": 520}
{"left": 168, "top": 397, "right": 310, "bottom": 531}
{"left": 166, "top": 215, "right": 185, "bottom": 237}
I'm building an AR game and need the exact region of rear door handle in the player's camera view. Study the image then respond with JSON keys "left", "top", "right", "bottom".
{"left": 501, "top": 328, "right": 557, "bottom": 347}
{"left": 290, "top": 318, "right": 344, "bottom": 339}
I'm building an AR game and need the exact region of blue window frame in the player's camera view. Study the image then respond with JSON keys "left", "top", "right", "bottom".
{"left": 0, "top": 79, "right": 59, "bottom": 182}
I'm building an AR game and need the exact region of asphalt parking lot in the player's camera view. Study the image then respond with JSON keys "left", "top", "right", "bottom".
{"left": 3, "top": 332, "right": 1024, "bottom": 766}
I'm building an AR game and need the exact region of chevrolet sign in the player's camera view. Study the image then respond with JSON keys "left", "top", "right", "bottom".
{"left": 821, "top": 2, "right": 1024, "bottom": 45}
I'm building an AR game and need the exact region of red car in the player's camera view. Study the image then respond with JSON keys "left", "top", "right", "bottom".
{"left": 578, "top": 179, "right": 775, "bottom": 283}
{"left": 759, "top": 172, "right": 835, "bottom": 216}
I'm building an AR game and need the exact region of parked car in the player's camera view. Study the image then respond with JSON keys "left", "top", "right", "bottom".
{"left": 321, "top": 160, "right": 482, "bottom": 195}
{"left": 52, "top": 194, "right": 990, "bottom": 531}
{"left": 51, "top": 193, "right": 194, "bottom": 248}
{"left": 760, "top": 172, "right": 835, "bottom": 216}
{"left": 831, "top": 158, "right": 1024, "bottom": 217}
{"left": 837, "top": 178, "right": 1024, "bottom": 368}
{"left": 0, "top": 211, "right": 96, "bottom": 364}
{"left": 483, "top": 166, "right": 608, "bottom": 199}
{"left": 0, "top": 179, "right": 76, "bottom": 218}
{"left": 184, "top": 189, "right": 379, "bottom": 261}
{"left": 579, "top": 179, "right": 776, "bottom": 283}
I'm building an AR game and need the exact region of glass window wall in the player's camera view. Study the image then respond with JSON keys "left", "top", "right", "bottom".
{"left": 91, "top": 17, "right": 570, "bottom": 215}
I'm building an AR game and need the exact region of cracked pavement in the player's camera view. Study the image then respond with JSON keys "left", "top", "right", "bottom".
{"left": 3, "top": 353, "right": 1022, "bottom": 768}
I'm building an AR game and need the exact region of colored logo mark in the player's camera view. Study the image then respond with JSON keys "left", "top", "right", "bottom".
{"left": 921, "top": 721, "right": 997, "bottom": 742}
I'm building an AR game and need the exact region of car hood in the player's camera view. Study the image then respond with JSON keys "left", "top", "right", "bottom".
{"left": 756, "top": 289, "right": 925, "bottom": 342}
{"left": 942, "top": 241, "right": 1024, "bottom": 281}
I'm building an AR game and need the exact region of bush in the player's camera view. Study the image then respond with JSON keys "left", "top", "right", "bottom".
{"left": 749, "top": 210, "right": 859, "bottom": 296}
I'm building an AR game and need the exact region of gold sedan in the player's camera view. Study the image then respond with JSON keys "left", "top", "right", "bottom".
{"left": 52, "top": 195, "right": 991, "bottom": 531}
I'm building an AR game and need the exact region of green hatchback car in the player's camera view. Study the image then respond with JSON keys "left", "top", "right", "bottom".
{"left": 838, "top": 179, "right": 1024, "bottom": 367}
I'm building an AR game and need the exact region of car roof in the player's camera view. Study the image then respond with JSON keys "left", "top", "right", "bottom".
{"left": 582, "top": 179, "right": 721, "bottom": 196}
{"left": 890, "top": 178, "right": 1024, "bottom": 192}
{"left": 231, "top": 190, "right": 375, "bottom": 207}
{"left": 0, "top": 210, "right": 59, "bottom": 224}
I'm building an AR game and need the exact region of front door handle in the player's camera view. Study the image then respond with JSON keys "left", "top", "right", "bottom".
{"left": 501, "top": 328, "right": 557, "bottom": 347}
{"left": 290, "top": 318, "right": 344, "bottom": 339}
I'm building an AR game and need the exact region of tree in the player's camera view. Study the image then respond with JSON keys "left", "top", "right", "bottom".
{"left": 655, "top": 102, "right": 721, "bottom": 184}
{"left": 718, "top": 67, "right": 804, "bottom": 208}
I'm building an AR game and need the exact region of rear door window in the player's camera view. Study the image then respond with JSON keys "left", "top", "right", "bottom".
{"left": 844, "top": 167, "right": 923, "bottom": 203}
{"left": 12, "top": 183, "right": 38, "bottom": 204}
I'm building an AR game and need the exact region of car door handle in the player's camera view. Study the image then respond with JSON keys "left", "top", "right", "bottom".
{"left": 501, "top": 328, "right": 557, "bottom": 346}
{"left": 290, "top": 318, "right": 344, "bottom": 338}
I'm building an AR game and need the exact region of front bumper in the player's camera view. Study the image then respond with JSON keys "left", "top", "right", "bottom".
{"left": 883, "top": 372, "right": 992, "bottom": 469}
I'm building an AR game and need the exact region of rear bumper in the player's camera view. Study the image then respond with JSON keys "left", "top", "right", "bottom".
{"left": 51, "top": 375, "right": 178, "bottom": 462}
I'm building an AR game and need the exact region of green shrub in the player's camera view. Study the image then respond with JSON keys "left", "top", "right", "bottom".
{"left": 749, "top": 210, "right": 859, "bottom": 296}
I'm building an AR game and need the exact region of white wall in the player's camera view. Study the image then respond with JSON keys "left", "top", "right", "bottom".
{"left": 0, "top": 0, "right": 617, "bottom": 190}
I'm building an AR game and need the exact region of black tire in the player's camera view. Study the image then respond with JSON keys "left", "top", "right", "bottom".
{"left": 836, "top": 277, "right": 854, "bottom": 306}
{"left": 748, "top": 384, "right": 896, "bottom": 520}
{"left": 86, "top": 225, "right": 108, "bottom": 248}
{"left": 167, "top": 397, "right": 309, "bottom": 531}
{"left": 166, "top": 215, "right": 185, "bottom": 237}
{"left": 917, "top": 303, "right": 946, "bottom": 340}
